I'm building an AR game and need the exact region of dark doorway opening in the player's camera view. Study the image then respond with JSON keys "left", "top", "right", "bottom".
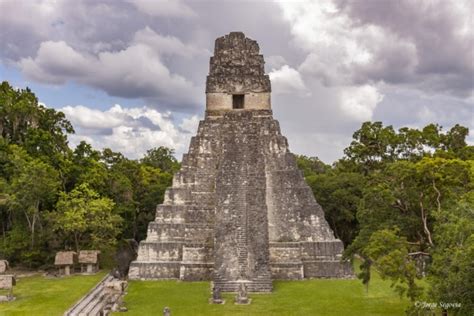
{"left": 232, "top": 94, "right": 244, "bottom": 109}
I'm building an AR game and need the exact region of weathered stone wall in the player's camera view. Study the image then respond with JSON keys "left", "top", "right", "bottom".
{"left": 206, "top": 32, "right": 270, "bottom": 94}
{"left": 206, "top": 92, "right": 271, "bottom": 111}
{"left": 206, "top": 32, "right": 271, "bottom": 112}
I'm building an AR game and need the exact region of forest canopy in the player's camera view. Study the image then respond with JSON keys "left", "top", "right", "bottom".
{"left": 0, "top": 81, "right": 177, "bottom": 267}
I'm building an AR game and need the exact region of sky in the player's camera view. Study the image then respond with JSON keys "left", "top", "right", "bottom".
{"left": 0, "top": 0, "right": 472, "bottom": 163}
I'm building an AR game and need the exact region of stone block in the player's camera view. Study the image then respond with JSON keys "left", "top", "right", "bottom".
{"left": 179, "top": 263, "right": 213, "bottom": 281}
{"left": 129, "top": 262, "right": 180, "bottom": 280}
{"left": 146, "top": 223, "right": 185, "bottom": 242}
{"left": 54, "top": 251, "right": 77, "bottom": 266}
{"left": 303, "top": 260, "right": 353, "bottom": 278}
{"left": 0, "top": 260, "right": 8, "bottom": 273}
{"left": 78, "top": 250, "right": 100, "bottom": 274}
{"left": 136, "top": 241, "right": 183, "bottom": 262}
{"left": 0, "top": 275, "right": 15, "bottom": 289}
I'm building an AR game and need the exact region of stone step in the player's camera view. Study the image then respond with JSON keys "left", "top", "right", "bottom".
{"left": 182, "top": 246, "right": 213, "bottom": 262}
{"left": 303, "top": 260, "right": 353, "bottom": 278}
{"left": 136, "top": 241, "right": 183, "bottom": 262}
{"left": 64, "top": 274, "right": 114, "bottom": 316}
{"left": 154, "top": 205, "right": 185, "bottom": 223}
{"left": 184, "top": 224, "right": 214, "bottom": 243}
{"left": 129, "top": 261, "right": 181, "bottom": 280}
{"left": 184, "top": 207, "right": 215, "bottom": 225}
{"left": 163, "top": 188, "right": 191, "bottom": 205}
{"left": 212, "top": 280, "right": 273, "bottom": 293}
{"left": 146, "top": 222, "right": 185, "bottom": 242}
{"left": 300, "top": 240, "right": 345, "bottom": 259}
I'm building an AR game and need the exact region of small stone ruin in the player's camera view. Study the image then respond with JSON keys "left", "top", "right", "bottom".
{"left": 79, "top": 250, "right": 100, "bottom": 274}
{"left": 209, "top": 284, "right": 224, "bottom": 304}
{"left": 0, "top": 260, "right": 15, "bottom": 302}
{"left": 55, "top": 251, "right": 77, "bottom": 276}
{"left": 103, "top": 279, "right": 128, "bottom": 312}
{"left": 234, "top": 282, "right": 250, "bottom": 305}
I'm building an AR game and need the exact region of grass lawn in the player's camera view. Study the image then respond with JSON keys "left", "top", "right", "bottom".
{"left": 0, "top": 271, "right": 107, "bottom": 316}
{"left": 0, "top": 267, "right": 411, "bottom": 316}
{"left": 120, "top": 270, "right": 409, "bottom": 316}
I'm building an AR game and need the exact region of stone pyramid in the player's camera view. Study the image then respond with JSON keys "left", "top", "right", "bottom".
{"left": 129, "top": 32, "right": 352, "bottom": 292}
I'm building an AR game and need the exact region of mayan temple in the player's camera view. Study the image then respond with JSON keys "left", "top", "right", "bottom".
{"left": 128, "top": 32, "right": 352, "bottom": 292}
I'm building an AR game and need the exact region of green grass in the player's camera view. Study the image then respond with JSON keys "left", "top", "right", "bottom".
{"left": 120, "top": 270, "right": 409, "bottom": 316}
{"left": 0, "top": 271, "right": 107, "bottom": 316}
{"left": 0, "top": 267, "right": 411, "bottom": 316}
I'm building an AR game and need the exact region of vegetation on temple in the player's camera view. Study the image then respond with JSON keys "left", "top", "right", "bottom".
{"left": 1, "top": 81, "right": 472, "bottom": 314}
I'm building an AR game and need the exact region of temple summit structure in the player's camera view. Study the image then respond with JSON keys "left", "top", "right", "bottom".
{"left": 129, "top": 32, "right": 352, "bottom": 292}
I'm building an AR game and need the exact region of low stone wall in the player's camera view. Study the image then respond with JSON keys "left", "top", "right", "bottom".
{"left": 303, "top": 260, "right": 353, "bottom": 278}
{"left": 128, "top": 262, "right": 180, "bottom": 280}
{"left": 179, "top": 263, "right": 213, "bottom": 281}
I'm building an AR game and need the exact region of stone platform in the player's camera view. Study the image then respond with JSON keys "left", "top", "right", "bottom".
{"left": 129, "top": 111, "right": 352, "bottom": 289}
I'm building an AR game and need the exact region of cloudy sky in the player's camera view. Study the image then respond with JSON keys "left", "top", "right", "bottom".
{"left": 1, "top": 0, "right": 472, "bottom": 162}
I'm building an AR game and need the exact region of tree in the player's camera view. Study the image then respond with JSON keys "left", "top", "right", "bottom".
{"left": 8, "top": 146, "right": 60, "bottom": 249}
{"left": 429, "top": 192, "right": 474, "bottom": 315}
{"left": 343, "top": 122, "right": 472, "bottom": 174}
{"left": 134, "top": 164, "right": 173, "bottom": 241}
{"left": 0, "top": 81, "right": 74, "bottom": 160}
{"left": 141, "top": 147, "right": 180, "bottom": 174}
{"left": 306, "top": 170, "right": 364, "bottom": 245}
{"left": 364, "top": 228, "right": 423, "bottom": 301}
{"left": 0, "top": 81, "right": 180, "bottom": 268}
{"left": 296, "top": 156, "right": 362, "bottom": 245}
{"left": 296, "top": 155, "right": 330, "bottom": 176}
{"left": 67, "top": 141, "right": 108, "bottom": 193}
{"left": 343, "top": 122, "right": 399, "bottom": 173}
{"left": 51, "top": 183, "right": 121, "bottom": 252}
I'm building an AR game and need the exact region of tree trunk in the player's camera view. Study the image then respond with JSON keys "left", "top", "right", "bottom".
{"left": 74, "top": 232, "right": 79, "bottom": 253}
{"left": 31, "top": 214, "right": 36, "bottom": 249}
{"left": 419, "top": 193, "right": 433, "bottom": 246}
{"left": 331, "top": 218, "right": 340, "bottom": 240}
{"left": 28, "top": 200, "right": 41, "bottom": 249}
{"left": 432, "top": 180, "right": 441, "bottom": 212}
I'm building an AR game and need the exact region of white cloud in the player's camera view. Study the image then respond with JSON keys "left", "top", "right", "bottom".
{"left": 274, "top": 1, "right": 403, "bottom": 132}
{"left": 19, "top": 30, "right": 202, "bottom": 109}
{"left": 62, "top": 104, "right": 199, "bottom": 159}
{"left": 279, "top": 1, "right": 414, "bottom": 89}
{"left": 133, "top": 27, "right": 206, "bottom": 57}
{"left": 339, "top": 85, "right": 384, "bottom": 121}
{"left": 61, "top": 105, "right": 127, "bottom": 129}
{"left": 19, "top": 41, "right": 90, "bottom": 84}
{"left": 179, "top": 115, "right": 200, "bottom": 133}
{"left": 266, "top": 55, "right": 287, "bottom": 70}
{"left": 126, "top": 0, "right": 196, "bottom": 18}
{"left": 269, "top": 65, "right": 307, "bottom": 94}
